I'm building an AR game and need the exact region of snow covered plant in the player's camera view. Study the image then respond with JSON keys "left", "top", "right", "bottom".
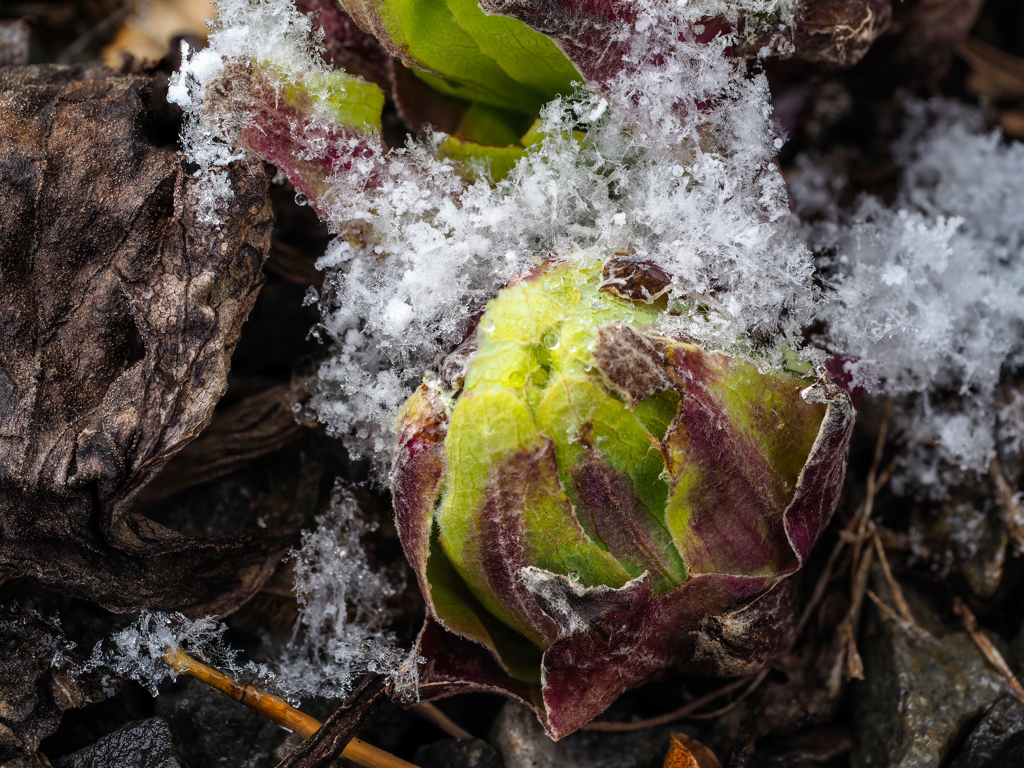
{"left": 164, "top": 0, "right": 861, "bottom": 739}
{"left": 392, "top": 259, "right": 853, "bottom": 737}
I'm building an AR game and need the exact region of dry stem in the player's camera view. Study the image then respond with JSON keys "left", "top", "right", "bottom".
{"left": 164, "top": 648, "right": 420, "bottom": 768}
{"left": 952, "top": 599, "right": 1024, "bottom": 710}
{"left": 990, "top": 456, "right": 1024, "bottom": 551}
{"left": 581, "top": 676, "right": 754, "bottom": 732}
{"left": 409, "top": 702, "right": 473, "bottom": 740}
{"left": 870, "top": 528, "right": 918, "bottom": 630}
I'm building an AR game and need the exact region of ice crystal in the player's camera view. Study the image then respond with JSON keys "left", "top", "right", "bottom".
{"left": 791, "top": 100, "right": 1024, "bottom": 488}
{"left": 168, "top": 0, "right": 1023, "bottom": 494}
{"left": 272, "top": 485, "right": 418, "bottom": 702}
{"left": 85, "top": 489, "right": 414, "bottom": 702}
{"left": 85, "top": 612, "right": 242, "bottom": 696}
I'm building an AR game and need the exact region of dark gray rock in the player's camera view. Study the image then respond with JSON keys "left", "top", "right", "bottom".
{"left": 852, "top": 579, "right": 1007, "bottom": 768}
{"left": 491, "top": 701, "right": 668, "bottom": 768}
{"left": 154, "top": 675, "right": 284, "bottom": 768}
{"left": 910, "top": 482, "right": 1009, "bottom": 601}
{"left": 414, "top": 738, "right": 503, "bottom": 768}
{"left": 948, "top": 695, "right": 1024, "bottom": 768}
{"left": 52, "top": 717, "right": 202, "bottom": 768}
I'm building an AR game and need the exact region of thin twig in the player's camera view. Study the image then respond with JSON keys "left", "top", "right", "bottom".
{"left": 581, "top": 676, "right": 753, "bottom": 732}
{"left": 851, "top": 401, "right": 892, "bottom": 567}
{"left": 164, "top": 648, "right": 420, "bottom": 768}
{"left": 866, "top": 590, "right": 906, "bottom": 626}
{"left": 795, "top": 462, "right": 894, "bottom": 639}
{"left": 57, "top": 2, "right": 133, "bottom": 64}
{"left": 952, "top": 599, "right": 1024, "bottom": 710}
{"left": 870, "top": 528, "right": 918, "bottom": 629}
{"left": 828, "top": 543, "right": 874, "bottom": 693}
{"left": 865, "top": 590, "right": 932, "bottom": 641}
{"left": 826, "top": 404, "right": 892, "bottom": 691}
{"left": 990, "top": 456, "right": 1024, "bottom": 551}
{"left": 409, "top": 702, "right": 473, "bottom": 740}
{"left": 684, "top": 670, "right": 769, "bottom": 720}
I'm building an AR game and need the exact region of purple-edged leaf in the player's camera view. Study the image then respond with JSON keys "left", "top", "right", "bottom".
{"left": 392, "top": 260, "right": 855, "bottom": 739}
{"left": 415, "top": 616, "right": 540, "bottom": 706}
{"left": 296, "top": 0, "right": 392, "bottom": 88}
{"left": 480, "top": 0, "right": 634, "bottom": 92}
{"left": 390, "top": 384, "right": 448, "bottom": 601}
{"left": 568, "top": 456, "right": 681, "bottom": 586}
{"left": 200, "top": 59, "right": 385, "bottom": 217}
{"left": 782, "top": 378, "right": 856, "bottom": 563}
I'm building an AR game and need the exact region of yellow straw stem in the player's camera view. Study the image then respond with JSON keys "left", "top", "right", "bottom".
{"left": 163, "top": 647, "right": 419, "bottom": 768}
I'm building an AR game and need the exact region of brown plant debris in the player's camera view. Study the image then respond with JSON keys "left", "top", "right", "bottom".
{"left": 134, "top": 383, "right": 311, "bottom": 507}
{"left": 164, "top": 648, "right": 419, "bottom": 768}
{"left": 0, "top": 64, "right": 292, "bottom": 617}
{"left": 663, "top": 733, "right": 723, "bottom": 768}
{"left": 736, "top": 0, "right": 893, "bottom": 67}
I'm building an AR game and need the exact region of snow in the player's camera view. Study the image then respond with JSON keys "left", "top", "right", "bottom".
{"left": 86, "top": 488, "right": 416, "bottom": 703}
{"left": 168, "top": 1, "right": 1024, "bottom": 489}
{"left": 791, "top": 100, "right": 1024, "bottom": 489}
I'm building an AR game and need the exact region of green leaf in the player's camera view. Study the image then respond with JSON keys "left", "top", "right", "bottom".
{"left": 444, "top": 0, "right": 580, "bottom": 99}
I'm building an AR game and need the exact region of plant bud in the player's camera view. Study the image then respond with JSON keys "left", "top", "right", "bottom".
{"left": 391, "top": 258, "right": 854, "bottom": 739}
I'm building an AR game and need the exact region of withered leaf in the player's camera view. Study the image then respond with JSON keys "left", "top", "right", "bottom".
{"left": 735, "top": 0, "right": 893, "bottom": 67}
{"left": 0, "top": 65, "right": 291, "bottom": 616}
{"left": 664, "top": 733, "right": 722, "bottom": 768}
{"left": 134, "top": 383, "right": 310, "bottom": 508}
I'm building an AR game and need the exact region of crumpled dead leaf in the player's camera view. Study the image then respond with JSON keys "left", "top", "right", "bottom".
{"left": 0, "top": 64, "right": 291, "bottom": 616}
{"left": 133, "top": 383, "right": 310, "bottom": 508}
{"left": 735, "top": 0, "right": 893, "bottom": 67}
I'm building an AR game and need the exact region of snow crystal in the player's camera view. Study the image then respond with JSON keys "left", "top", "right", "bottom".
{"left": 85, "top": 488, "right": 415, "bottom": 703}
{"left": 85, "top": 612, "right": 242, "bottom": 696}
{"left": 272, "top": 484, "right": 418, "bottom": 702}
{"left": 168, "top": 0, "right": 1023, "bottom": 494}
{"left": 791, "top": 100, "right": 1024, "bottom": 489}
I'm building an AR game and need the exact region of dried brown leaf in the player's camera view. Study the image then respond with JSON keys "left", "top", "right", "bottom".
{"left": 0, "top": 64, "right": 291, "bottom": 616}
{"left": 0, "top": 607, "right": 104, "bottom": 767}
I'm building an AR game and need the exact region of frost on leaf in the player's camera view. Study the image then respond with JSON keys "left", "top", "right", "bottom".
{"left": 0, "top": 64, "right": 287, "bottom": 615}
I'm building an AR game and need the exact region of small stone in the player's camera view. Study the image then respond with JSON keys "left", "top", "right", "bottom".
{"left": 414, "top": 737, "right": 504, "bottom": 768}
{"left": 51, "top": 717, "right": 202, "bottom": 768}
{"left": 154, "top": 676, "right": 282, "bottom": 767}
{"left": 947, "top": 695, "right": 1024, "bottom": 768}
{"left": 852, "top": 580, "right": 1007, "bottom": 768}
{"left": 911, "top": 479, "right": 1010, "bottom": 600}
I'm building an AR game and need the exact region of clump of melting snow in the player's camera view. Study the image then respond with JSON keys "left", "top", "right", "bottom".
{"left": 86, "top": 488, "right": 415, "bottom": 703}
{"left": 790, "top": 100, "right": 1024, "bottom": 490}
{"left": 169, "top": 0, "right": 1023, "bottom": 495}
